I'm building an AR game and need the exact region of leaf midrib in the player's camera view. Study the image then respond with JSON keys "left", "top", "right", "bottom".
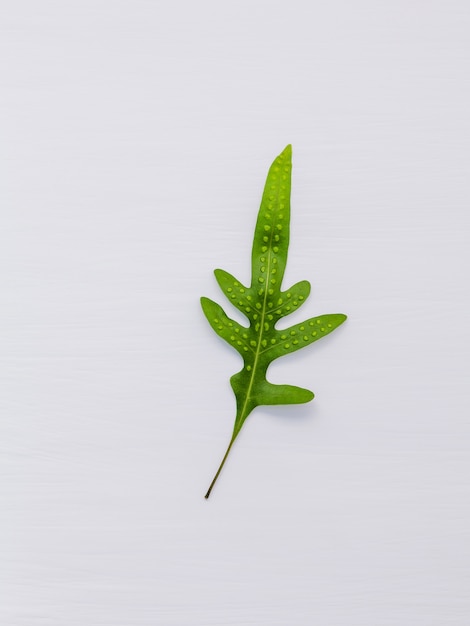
{"left": 235, "top": 178, "right": 281, "bottom": 428}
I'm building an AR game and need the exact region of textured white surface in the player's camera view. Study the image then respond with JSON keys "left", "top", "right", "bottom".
{"left": 1, "top": 1, "right": 470, "bottom": 624}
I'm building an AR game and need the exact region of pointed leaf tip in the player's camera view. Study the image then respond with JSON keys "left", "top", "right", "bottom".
{"left": 281, "top": 144, "right": 292, "bottom": 158}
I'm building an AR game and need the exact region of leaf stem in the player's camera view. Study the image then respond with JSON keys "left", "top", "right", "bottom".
{"left": 204, "top": 435, "right": 237, "bottom": 499}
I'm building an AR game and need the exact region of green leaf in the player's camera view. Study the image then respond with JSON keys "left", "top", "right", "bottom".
{"left": 201, "top": 145, "right": 347, "bottom": 498}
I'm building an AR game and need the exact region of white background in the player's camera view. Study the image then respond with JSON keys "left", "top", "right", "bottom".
{"left": 1, "top": 1, "right": 470, "bottom": 624}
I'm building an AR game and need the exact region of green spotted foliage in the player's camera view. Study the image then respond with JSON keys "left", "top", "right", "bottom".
{"left": 201, "top": 145, "right": 346, "bottom": 498}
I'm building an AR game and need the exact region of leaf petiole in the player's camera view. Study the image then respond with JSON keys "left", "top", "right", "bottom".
{"left": 204, "top": 434, "right": 238, "bottom": 499}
